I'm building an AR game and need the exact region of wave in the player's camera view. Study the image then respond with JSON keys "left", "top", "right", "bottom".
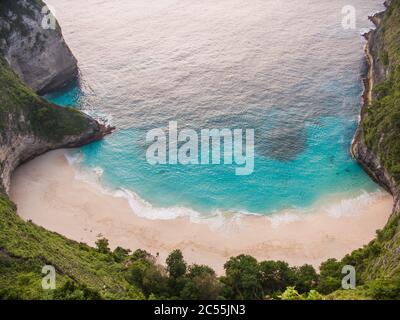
{"left": 323, "top": 191, "right": 386, "bottom": 219}
{"left": 63, "top": 150, "right": 387, "bottom": 226}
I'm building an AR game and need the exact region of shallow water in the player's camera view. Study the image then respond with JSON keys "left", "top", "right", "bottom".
{"left": 45, "top": 0, "right": 385, "bottom": 216}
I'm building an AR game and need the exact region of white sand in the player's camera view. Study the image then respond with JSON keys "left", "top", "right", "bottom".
{"left": 10, "top": 150, "right": 394, "bottom": 274}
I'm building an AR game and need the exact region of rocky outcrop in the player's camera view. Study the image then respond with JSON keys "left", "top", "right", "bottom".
{"left": 0, "top": 0, "right": 78, "bottom": 94}
{"left": 351, "top": 1, "right": 400, "bottom": 215}
{"left": 0, "top": 1, "right": 113, "bottom": 193}
{"left": 0, "top": 110, "right": 113, "bottom": 194}
{"left": 0, "top": 54, "right": 114, "bottom": 193}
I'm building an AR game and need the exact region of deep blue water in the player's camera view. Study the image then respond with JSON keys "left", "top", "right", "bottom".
{"left": 45, "top": 0, "right": 385, "bottom": 216}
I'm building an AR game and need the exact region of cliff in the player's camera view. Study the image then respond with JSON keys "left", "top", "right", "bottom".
{"left": 0, "top": 1, "right": 133, "bottom": 299}
{"left": 341, "top": 0, "right": 400, "bottom": 286}
{"left": 351, "top": 0, "right": 400, "bottom": 215}
{"left": 0, "top": 0, "right": 78, "bottom": 94}
{"left": 0, "top": 0, "right": 114, "bottom": 193}
{"left": 0, "top": 56, "right": 113, "bottom": 193}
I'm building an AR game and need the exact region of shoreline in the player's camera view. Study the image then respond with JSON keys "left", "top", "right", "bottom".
{"left": 10, "top": 149, "right": 393, "bottom": 274}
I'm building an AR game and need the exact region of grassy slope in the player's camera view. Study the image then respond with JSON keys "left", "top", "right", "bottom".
{"left": 0, "top": 56, "right": 87, "bottom": 141}
{"left": 0, "top": 194, "right": 143, "bottom": 299}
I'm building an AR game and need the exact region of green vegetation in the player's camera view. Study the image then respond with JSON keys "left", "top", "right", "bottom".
{"left": 0, "top": 196, "right": 326, "bottom": 301}
{"left": 0, "top": 182, "right": 399, "bottom": 300}
{"left": 0, "top": 57, "right": 87, "bottom": 140}
{"left": 1, "top": 0, "right": 400, "bottom": 300}
{"left": 363, "top": 0, "right": 400, "bottom": 183}
{"left": 123, "top": 249, "right": 323, "bottom": 300}
{"left": 0, "top": 194, "right": 143, "bottom": 299}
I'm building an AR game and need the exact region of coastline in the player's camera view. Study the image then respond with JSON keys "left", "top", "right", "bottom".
{"left": 351, "top": 4, "right": 399, "bottom": 213}
{"left": 10, "top": 149, "right": 393, "bottom": 274}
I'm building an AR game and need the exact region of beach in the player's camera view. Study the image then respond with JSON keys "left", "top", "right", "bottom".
{"left": 10, "top": 149, "right": 394, "bottom": 274}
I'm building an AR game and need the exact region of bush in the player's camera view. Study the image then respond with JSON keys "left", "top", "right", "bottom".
{"left": 279, "top": 287, "right": 304, "bottom": 300}
{"left": 369, "top": 276, "right": 400, "bottom": 300}
{"left": 180, "top": 265, "right": 222, "bottom": 300}
{"left": 52, "top": 281, "right": 102, "bottom": 300}
{"left": 113, "top": 246, "right": 131, "bottom": 262}
{"left": 95, "top": 237, "right": 111, "bottom": 254}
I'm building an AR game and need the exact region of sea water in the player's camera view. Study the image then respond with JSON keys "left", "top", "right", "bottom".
{"left": 45, "top": 0, "right": 386, "bottom": 217}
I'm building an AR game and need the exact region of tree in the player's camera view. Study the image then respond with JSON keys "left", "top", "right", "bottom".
{"left": 293, "top": 264, "right": 319, "bottom": 293}
{"left": 95, "top": 237, "right": 111, "bottom": 254}
{"left": 222, "top": 255, "right": 262, "bottom": 300}
{"left": 259, "top": 261, "right": 295, "bottom": 295}
{"left": 113, "top": 246, "right": 131, "bottom": 262}
{"left": 141, "top": 265, "right": 169, "bottom": 298}
{"left": 180, "top": 265, "right": 222, "bottom": 300}
{"left": 166, "top": 250, "right": 187, "bottom": 279}
{"left": 131, "top": 249, "right": 153, "bottom": 262}
{"left": 318, "top": 259, "right": 342, "bottom": 294}
{"left": 166, "top": 250, "right": 188, "bottom": 297}
{"left": 127, "top": 259, "right": 168, "bottom": 298}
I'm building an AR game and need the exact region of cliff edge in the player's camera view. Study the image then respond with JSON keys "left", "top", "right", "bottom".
{"left": 0, "top": 0, "right": 78, "bottom": 94}
{"left": 351, "top": 0, "right": 400, "bottom": 215}
{"left": 0, "top": 1, "right": 112, "bottom": 192}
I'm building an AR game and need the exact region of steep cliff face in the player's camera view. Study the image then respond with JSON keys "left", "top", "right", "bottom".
{"left": 0, "top": 56, "right": 112, "bottom": 193}
{"left": 0, "top": 2, "right": 130, "bottom": 300}
{"left": 0, "top": 0, "right": 78, "bottom": 94}
{"left": 0, "top": 1, "right": 113, "bottom": 193}
{"left": 351, "top": 0, "right": 400, "bottom": 215}
{"left": 342, "top": 0, "right": 400, "bottom": 288}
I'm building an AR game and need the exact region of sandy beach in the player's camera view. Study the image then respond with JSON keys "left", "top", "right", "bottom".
{"left": 10, "top": 150, "right": 394, "bottom": 274}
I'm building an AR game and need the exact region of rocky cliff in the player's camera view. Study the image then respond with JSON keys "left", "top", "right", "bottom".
{"left": 351, "top": 0, "right": 400, "bottom": 215}
{"left": 0, "top": 2, "right": 133, "bottom": 300}
{"left": 0, "top": 0, "right": 112, "bottom": 193}
{"left": 0, "top": 56, "right": 112, "bottom": 193}
{"left": 0, "top": 0, "right": 78, "bottom": 94}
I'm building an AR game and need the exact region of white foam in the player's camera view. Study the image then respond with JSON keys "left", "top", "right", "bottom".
{"left": 82, "top": 108, "right": 114, "bottom": 128}
{"left": 324, "top": 191, "right": 384, "bottom": 219}
{"left": 267, "top": 211, "right": 304, "bottom": 228}
{"left": 64, "top": 150, "right": 83, "bottom": 165}
{"left": 62, "top": 151, "right": 387, "bottom": 226}
{"left": 115, "top": 188, "right": 202, "bottom": 221}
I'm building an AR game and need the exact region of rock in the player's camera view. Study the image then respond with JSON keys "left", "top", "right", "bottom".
{"left": 351, "top": 6, "right": 399, "bottom": 215}
{"left": 0, "top": 0, "right": 78, "bottom": 94}
{"left": 0, "top": 1, "right": 114, "bottom": 194}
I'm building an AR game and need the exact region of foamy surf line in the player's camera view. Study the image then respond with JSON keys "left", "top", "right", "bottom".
{"left": 63, "top": 150, "right": 388, "bottom": 225}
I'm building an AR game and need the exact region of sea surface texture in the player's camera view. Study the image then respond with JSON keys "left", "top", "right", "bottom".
{"left": 45, "top": 0, "right": 385, "bottom": 217}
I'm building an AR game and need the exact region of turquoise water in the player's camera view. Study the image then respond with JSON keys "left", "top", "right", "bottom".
{"left": 46, "top": 0, "right": 385, "bottom": 215}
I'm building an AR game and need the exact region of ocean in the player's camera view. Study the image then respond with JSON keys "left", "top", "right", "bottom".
{"left": 45, "top": 0, "right": 385, "bottom": 218}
